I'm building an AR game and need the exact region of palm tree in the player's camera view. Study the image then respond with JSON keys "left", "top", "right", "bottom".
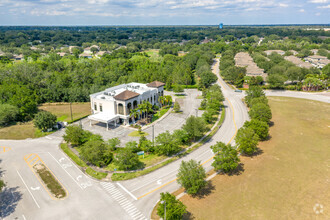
{"left": 130, "top": 109, "right": 139, "bottom": 123}
{"left": 158, "top": 96, "right": 164, "bottom": 107}
{"left": 145, "top": 101, "right": 153, "bottom": 122}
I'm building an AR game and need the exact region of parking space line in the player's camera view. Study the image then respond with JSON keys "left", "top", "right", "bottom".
{"left": 48, "top": 152, "right": 83, "bottom": 190}
{"left": 16, "top": 170, "right": 40, "bottom": 209}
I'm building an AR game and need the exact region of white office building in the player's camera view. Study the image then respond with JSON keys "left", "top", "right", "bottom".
{"left": 88, "top": 81, "right": 165, "bottom": 129}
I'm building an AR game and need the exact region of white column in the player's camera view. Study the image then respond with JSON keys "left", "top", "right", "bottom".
{"left": 106, "top": 122, "right": 109, "bottom": 131}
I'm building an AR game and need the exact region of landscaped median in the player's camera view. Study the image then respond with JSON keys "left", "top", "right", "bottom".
{"left": 60, "top": 143, "right": 108, "bottom": 180}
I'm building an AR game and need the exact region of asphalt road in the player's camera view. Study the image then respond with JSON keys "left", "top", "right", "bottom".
{"left": 1, "top": 58, "right": 329, "bottom": 220}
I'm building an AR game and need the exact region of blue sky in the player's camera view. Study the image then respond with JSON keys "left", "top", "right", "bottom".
{"left": 0, "top": 0, "right": 329, "bottom": 25}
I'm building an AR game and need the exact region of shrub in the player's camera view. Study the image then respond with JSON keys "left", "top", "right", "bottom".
{"left": 157, "top": 192, "right": 187, "bottom": 219}
{"left": 249, "top": 103, "right": 272, "bottom": 124}
{"left": 235, "top": 127, "right": 259, "bottom": 156}
{"left": 211, "top": 142, "right": 240, "bottom": 173}
{"left": 80, "top": 139, "right": 113, "bottom": 167}
{"left": 244, "top": 119, "right": 269, "bottom": 141}
{"left": 182, "top": 116, "right": 207, "bottom": 141}
{"left": 177, "top": 159, "right": 206, "bottom": 195}
{"left": 33, "top": 111, "right": 57, "bottom": 132}
{"left": 173, "top": 101, "right": 181, "bottom": 112}
{"left": 114, "top": 147, "right": 141, "bottom": 170}
{"left": 0, "top": 104, "right": 19, "bottom": 126}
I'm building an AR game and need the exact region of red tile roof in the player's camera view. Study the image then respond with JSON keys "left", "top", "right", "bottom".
{"left": 114, "top": 90, "right": 140, "bottom": 101}
{"left": 146, "top": 81, "right": 165, "bottom": 88}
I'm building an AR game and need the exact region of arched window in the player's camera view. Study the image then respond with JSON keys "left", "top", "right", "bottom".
{"left": 127, "top": 102, "right": 132, "bottom": 114}
{"left": 133, "top": 100, "right": 138, "bottom": 109}
{"left": 118, "top": 103, "right": 124, "bottom": 115}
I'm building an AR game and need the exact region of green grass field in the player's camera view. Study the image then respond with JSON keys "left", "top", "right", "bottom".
{"left": 39, "top": 102, "right": 91, "bottom": 122}
{"left": 144, "top": 49, "right": 162, "bottom": 62}
{"left": 0, "top": 102, "right": 91, "bottom": 140}
{"left": 176, "top": 97, "right": 330, "bottom": 220}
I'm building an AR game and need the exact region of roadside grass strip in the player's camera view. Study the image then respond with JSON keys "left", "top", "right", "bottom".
{"left": 60, "top": 143, "right": 107, "bottom": 180}
{"left": 24, "top": 153, "right": 68, "bottom": 199}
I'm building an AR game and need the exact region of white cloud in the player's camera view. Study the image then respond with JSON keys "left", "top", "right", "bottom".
{"left": 279, "top": 3, "right": 288, "bottom": 7}
{"left": 315, "top": 12, "right": 321, "bottom": 15}
{"left": 317, "top": 4, "right": 330, "bottom": 8}
{"left": 299, "top": 9, "right": 305, "bottom": 12}
{"left": 309, "top": 0, "right": 328, "bottom": 3}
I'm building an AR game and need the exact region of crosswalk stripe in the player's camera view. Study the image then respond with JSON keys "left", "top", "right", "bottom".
{"left": 112, "top": 194, "right": 124, "bottom": 199}
{"left": 124, "top": 205, "right": 136, "bottom": 212}
{"left": 133, "top": 214, "right": 144, "bottom": 220}
{"left": 100, "top": 182, "right": 146, "bottom": 220}
{"left": 130, "top": 211, "right": 142, "bottom": 218}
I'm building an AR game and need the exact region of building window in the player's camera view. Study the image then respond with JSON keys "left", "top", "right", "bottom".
{"left": 94, "top": 103, "right": 97, "bottom": 111}
{"left": 100, "top": 103, "right": 103, "bottom": 112}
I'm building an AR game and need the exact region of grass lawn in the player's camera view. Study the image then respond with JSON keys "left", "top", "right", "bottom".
{"left": 152, "top": 106, "right": 170, "bottom": 122}
{"left": 144, "top": 49, "right": 162, "bottom": 62}
{"left": 0, "top": 122, "right": 53, "bottom": 140}
{"left": 128, "top": 130, "right": 149, "bottom": 137}
{"left": 38, "top": 102, "right": 91, "bottom": 122}
{"left": 176, "top": 97, "right": 330, "bottom": 220}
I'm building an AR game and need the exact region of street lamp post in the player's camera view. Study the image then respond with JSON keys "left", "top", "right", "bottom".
{"left": 152, "top": 124, "right": 155, "bottom": 147}
{"left": 195, "top": 108, "right": 198, "bottom": 117}
{"left": 160, "top": 200, "right": 166, "bottom": 220}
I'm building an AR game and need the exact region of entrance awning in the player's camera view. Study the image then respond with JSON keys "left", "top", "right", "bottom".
{"left": 88, "top": 112, "right": 120, "bottom": 124}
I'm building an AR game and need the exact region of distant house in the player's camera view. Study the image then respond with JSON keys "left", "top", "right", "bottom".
{"left": 235, "top": 52, "right": 267, "bottom": 81}
{"left": 305, "top": 55, "right": 330, "bottom": 68}
{"left": 79, "top": 53, "right": 92, "bottom": 59}
{"left": 201, "top": 37, "right": 214, "bottom": 44}
{"left": 289, "top": 50, "right": 298, "bottom": 56}
{"left": 285, "top": 56, "right": 313, "bottom": 69}
{"left": 310, "top": 49, "right": 318, "bottom": 55}
{"left": 264, "top": 50, "right": 285, "bottom": 56}
{"left": 84, "top": 45, "right": 100, "bottom": 54}
{"left": 30, "top": 46, "right": 38, "bottom": 51}
{"left": 13, "top": 54, "right": 24, "bottom": 61}
{"left": 69, "top": 46, "right": 77, "bottom": 54}
{"left": 57, "top": 52, "right": 67, "bottom": 57}
{"left": 95, "top": 51, "right": 108, "bottom": 57}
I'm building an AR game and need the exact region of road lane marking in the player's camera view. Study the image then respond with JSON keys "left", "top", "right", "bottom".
{"left": 0, "top": 146, "right": 12, "bottom": 154}
{"left": 131, "top": 169, "right": 178, "bottom": 192}
{"left": 137, "top": 178, "right": 177, "bottom": 200}
{"left": 30, "top": 186, "right": 40, "bottom": 191}
{"left": 48, "top": 152, "right": 83, "bottom": 190}
{"left": 22, "top": 214, "right": 26, "bottom": 220}
{"left": 157, "top": 179, "right": 162, "bottom": 185}
{"left": 117, "top": 183, "right": 138, "bottom": 200}
{"left": 16, "top": 170, "right": 40, "bottom": 209}
{"left": 24, "top": 153, "right": 68, "bottom": 200}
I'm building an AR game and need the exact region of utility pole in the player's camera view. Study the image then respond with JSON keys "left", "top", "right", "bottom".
{"left": 152, "top": 124, "right": 155, "bottom": 147}
{"left": 70, "top": 102, "right": 73, "bottom": 122}
{"left": 195, "top": 109, "right": 198, "bottom": 117}
{"left": 161, "top": 201, "right": 166, "bottom": 220}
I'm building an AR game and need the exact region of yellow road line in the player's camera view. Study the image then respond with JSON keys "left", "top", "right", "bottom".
{"left": 137, "top": 73, "right": 239, "bottom": 200}
{"left": 137, "top": 178, "right": 177, "bottom": 200}
{"left": 24, "top": 153, "right": 68, "bottom": 200}
{"left": 0, "top": 146, "right": 12, "bottom": 154}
